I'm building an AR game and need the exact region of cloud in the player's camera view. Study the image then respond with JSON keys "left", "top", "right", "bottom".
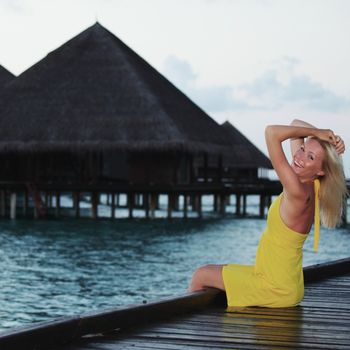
{"left": 0, "top": 0, "right": 26, "bottom": 12}
{"left": 163, "top": 55, "right": 249, "bottom": 111}
{"left": 162, "top": 55, "right": 350, "bottom": 113}
{"left": 163, "top": 55, "right": 196, "bottom": 89}
{"left": 240, "top": 59, "right": 350, "bottom": 112}
{"left": 284, "top": 75, "right": 350, "bottom": 111}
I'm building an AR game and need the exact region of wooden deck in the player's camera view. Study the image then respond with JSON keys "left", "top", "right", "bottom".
{"left": 63, "top": 272, "right": 350, "bottom": 350}
{"left": 1, "top": 258, "right": 350, "bottom": 349}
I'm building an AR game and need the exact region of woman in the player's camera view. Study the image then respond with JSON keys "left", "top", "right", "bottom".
{"left": 189, "top": 119, "right": 347, "bottom": 308}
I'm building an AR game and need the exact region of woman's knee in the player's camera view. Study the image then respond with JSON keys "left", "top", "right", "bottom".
{"left": 192, "top": 264, "right": 212, "bottom": 280}
{"left": 191, "top": 264, "right": 224, "bottom": 287}
{"left": 190, "top": 265, "right": 206, "bottom": 284}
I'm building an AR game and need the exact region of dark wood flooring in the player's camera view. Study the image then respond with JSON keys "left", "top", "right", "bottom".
{"left": 62, "top": 272, "right": 350, "bottom": 349}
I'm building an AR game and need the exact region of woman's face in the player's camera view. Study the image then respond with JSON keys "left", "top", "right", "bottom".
{"left": 291, "top": 138, "right": 325, "bottom": 181}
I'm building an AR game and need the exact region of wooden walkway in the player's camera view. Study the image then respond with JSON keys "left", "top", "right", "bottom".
{"left": 1, "top": 258, "right": 349, "bottom": 349}
{"left": 62, "top": 272, "right": 350, "bottom": 350}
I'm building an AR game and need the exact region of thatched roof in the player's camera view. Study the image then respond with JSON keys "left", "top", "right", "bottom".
{"left": 221, "top": 121, "right": 272, "bottom": 169}
{"left": 0, "top": 22, "right": 233, "bottom": 155}
{"left": 0, "top": 65, "right": 14, "bottom": 89}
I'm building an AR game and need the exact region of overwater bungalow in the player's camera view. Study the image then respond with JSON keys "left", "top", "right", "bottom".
{"left": 220, "top": 121, "right": 271, "bottom": 182}
{"left": 0, "top": 23, "right": 275, "bottom": 219}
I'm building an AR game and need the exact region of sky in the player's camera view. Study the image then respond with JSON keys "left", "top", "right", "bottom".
{"left": 1, "top": 0, "right": 349, "bottom": 176}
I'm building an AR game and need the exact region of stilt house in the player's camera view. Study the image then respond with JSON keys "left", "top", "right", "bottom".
{"left": 0, "top": 23, "right": 271, "bottom": 188}
{"left": 221, "top": 121, "right": 271, "bottom": 182}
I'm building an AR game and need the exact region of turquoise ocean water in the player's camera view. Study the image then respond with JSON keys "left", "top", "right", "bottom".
{"left": 0, "top": 195, "right": 349, "bottom": 331}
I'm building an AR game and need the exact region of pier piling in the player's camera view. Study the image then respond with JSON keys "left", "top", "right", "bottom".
{"left": 10, "top": 192, "right": 16, "bottom": 219}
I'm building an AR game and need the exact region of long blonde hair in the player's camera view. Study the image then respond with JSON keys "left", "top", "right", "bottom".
{"left": 316, "top": 139, "right": 348, "bottom": 228}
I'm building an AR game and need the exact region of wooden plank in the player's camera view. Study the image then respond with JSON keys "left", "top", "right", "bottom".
{"left": 134, "top": 325, "right": 350, "bottom": 343}
{"left": 94, "top": 328, "right": 350, "bottom": 350}
{"left": 304, "top": 257, "right": 350, "bottom": 282}
{"left": 157, "top": 314, "right": 350, "bottom": 332}
{"left": 68, "top": 336, "right": 273, "bottom": 350}
{"left": 76, "top": 289, "right": 224, "bottom": 337}
{"left": 0, "top": 316, "right": 80, "bottom": 350}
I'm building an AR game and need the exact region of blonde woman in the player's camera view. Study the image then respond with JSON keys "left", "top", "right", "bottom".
{"left": 189, "top": 119, "right": 347, "bottom": 308}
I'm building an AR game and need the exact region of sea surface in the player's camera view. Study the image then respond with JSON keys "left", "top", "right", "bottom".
{"left": 1, "top": 195, "right": 349, "bottom": 332}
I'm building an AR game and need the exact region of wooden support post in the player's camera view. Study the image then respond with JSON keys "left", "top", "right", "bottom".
{"left": 220, "top": 194, "right": 226, "bottom": 216}
{"left": 259, "top": 194, "right": 265, "bottom": 218}
{"left": 243, "top": 195, "right": 247, "bottom": 216}
{"left": 10, "top": 192, "right": 16, "bottom": 220}
{"left": 74, "top": 191, "right": 80, "bottom": 219}
{"left": 1, "top": 190, "right": 6, "bottom": 217}
{"left": 144, "top": 193, "right": 150, "bottom": 219}
{"left": 55, "top": 191, "right": 61, "bottom": 218}
{"left": 197, "top": 195, "right": 202, "bottom": 218}
{"left": 167, "top": 193, "right": 173, "bottom": 219}
{"left": 236, "top": 194, "right": 241, "bottom": 215}
{"left": 91, "top": 192, "right": 98, "bottom": 219}
{"left": 128, "top": 192, "right": 134, "bottom": 219}
{"left": 111, "top": 193, "right": 116, "bottom": 219}
{"left": 183, "top": 194, "right": 188, "bottom": 219}
{"left": 150, "top": 193, "right": 156, "bottom": 219}
{"left": 23, "top": 188, "right": 28, "bottom": 217}
{"left": 174, "top": 195, "right": 179, "bottom": 211}
{"left": 213, "top": 194, "right": 218, "bottom": 212}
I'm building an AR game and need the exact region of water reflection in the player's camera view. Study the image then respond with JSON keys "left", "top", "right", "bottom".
{"left": 224, "top": 306, "right": 304, "bottom": 345}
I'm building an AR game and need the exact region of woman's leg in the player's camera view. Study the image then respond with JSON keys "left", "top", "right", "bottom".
{"left": 188, "top": 264, "right": 226, "bottom": 292}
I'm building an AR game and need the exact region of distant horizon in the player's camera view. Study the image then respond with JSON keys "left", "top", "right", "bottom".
{"left": 0, "top": 0, "right": 349, "bottom": 176}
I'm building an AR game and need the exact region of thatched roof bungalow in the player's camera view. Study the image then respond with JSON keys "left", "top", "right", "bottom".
{"left": 194, "top": 121, "right": 272, "bottom": 183}
{"left": 0, "top": 23, "right": 270, "bottom": 186}
{"left": 0, "top": 23, "right": 229, "bottom": 153}
{"left": 220, "top": 121, "right": 272, "bottom": 181}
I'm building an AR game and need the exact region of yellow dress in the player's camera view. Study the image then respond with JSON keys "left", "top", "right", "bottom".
{"left": 222, "top": 180, "right": 320, "bottom": 308}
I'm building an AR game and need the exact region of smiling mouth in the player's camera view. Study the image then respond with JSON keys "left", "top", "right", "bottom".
{"left": 293, "top": 160, "right": 303, "bottom": 168}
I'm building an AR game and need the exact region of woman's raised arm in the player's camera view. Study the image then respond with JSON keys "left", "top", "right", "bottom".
{"left": 265, "top": 124, "right": 336, "bottom": 197}
{"left": 289, "top": 119, "right": 316, "bottom": 157}
{"left": 290, "top": 118, "right": 345, "bottom": 155}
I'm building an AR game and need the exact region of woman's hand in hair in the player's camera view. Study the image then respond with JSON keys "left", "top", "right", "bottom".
{"left": 335, "top": 135, "right": 345, "bottom": 155}
{"left": 314, "top": 129, "right": 337, "bottom": 146}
